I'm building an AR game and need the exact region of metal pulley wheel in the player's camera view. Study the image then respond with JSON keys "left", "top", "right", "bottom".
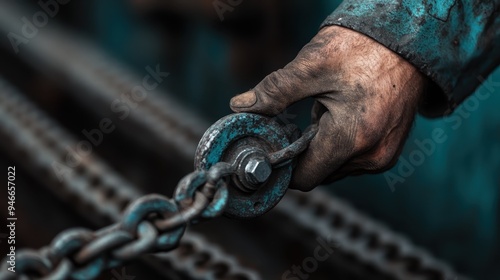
{"left": 195, "top": 113, "right": 317, "bottom": 218}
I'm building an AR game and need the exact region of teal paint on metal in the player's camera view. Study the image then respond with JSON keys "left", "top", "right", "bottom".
{"left": 195, "top": 113, "right": 292, "bottom": 218}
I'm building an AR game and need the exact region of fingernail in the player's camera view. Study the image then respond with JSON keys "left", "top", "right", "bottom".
{"left": 230, "top": 91, "right": 257, "bottom": 109}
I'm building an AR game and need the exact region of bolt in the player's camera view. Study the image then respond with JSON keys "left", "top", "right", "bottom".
{"left": 245, "top": 158, "right": 272, "bottom": 185}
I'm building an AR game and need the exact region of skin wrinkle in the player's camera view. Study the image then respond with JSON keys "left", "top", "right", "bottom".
{"left": 267, "top": 70, "right": 290, "bottom": 104}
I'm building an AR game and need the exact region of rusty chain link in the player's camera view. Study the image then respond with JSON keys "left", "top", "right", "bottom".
{"left": 0, "top": 163, "right": 236, "bottom": 280}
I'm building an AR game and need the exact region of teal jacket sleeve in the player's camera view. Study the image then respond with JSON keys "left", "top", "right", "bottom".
{"left": 322, "top": 0, "right": 500, "bottom": 117}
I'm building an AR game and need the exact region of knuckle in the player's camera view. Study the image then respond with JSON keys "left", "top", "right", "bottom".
{"left": 355, "top": 125, "right": 384, "bottom": 151}
{"left": 295, "top": 55, "right": 328, "bottom": 77}
{"left": 259, "top": 69, "right": 291, "bottom": 97}
{"left": 363, "top": 146, "right": 398, "bottom": 172}
{"left": 290, "top": 176, "right": 317, "bottom": 192}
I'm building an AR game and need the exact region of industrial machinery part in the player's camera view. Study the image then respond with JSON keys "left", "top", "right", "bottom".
{"left": 0, "top": 79, "right": 260, "bottom": 280}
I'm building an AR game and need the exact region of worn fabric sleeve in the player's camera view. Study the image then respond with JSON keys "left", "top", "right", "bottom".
{"left": 322, "top": 0, "right": 500, "bottom": 117}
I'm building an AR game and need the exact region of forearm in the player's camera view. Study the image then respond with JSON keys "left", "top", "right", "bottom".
{"left": 322, "top": 0, "right": 500, "bottom": 117}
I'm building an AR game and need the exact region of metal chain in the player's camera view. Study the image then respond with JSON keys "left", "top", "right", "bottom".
{"left": 0, "top": 5, "right": 473, "bottom": 277}
{"left": 0, "top": 80, "right": 261, "bottom": 280}
{"left": 0, "top": 163, "right": 235, "bottom": 280}
{"left": 0, "top": 73, "right": 472, "bottom": 280}
{"left": 0, "top": 76, "right": 470, "bottom": 280}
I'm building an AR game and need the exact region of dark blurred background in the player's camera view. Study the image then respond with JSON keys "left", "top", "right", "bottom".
{"left": 0, "top": 0, "right": 498, "bottom": 279}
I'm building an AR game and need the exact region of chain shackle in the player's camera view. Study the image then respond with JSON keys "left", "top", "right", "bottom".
{"left": 195, "top": 113, "right": 317, "bottom": 218}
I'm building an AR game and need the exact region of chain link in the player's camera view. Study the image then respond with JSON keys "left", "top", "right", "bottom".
{"left": 0, "top": 163, "right": 235, "bottom": 280}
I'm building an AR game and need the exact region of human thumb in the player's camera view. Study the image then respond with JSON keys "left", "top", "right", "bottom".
{"left": 230, "top": 65, "right": 315, "bottom": 116}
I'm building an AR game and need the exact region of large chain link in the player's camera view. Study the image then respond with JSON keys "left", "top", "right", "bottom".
{"left": 0, "top": 163, "right": 235, "bottom": 280}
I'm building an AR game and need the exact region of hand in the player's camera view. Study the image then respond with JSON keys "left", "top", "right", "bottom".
{"left": 230, "top": 25, "right": 429, "bottom": 191}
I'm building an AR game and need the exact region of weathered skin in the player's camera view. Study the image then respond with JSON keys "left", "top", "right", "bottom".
{"left": 230, "top": 26, "right": 427, "bottom": 191}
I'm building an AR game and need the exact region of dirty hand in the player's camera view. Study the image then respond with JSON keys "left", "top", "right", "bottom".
{"left": 230, "top": 25, "right": 429, "bottom": 191}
